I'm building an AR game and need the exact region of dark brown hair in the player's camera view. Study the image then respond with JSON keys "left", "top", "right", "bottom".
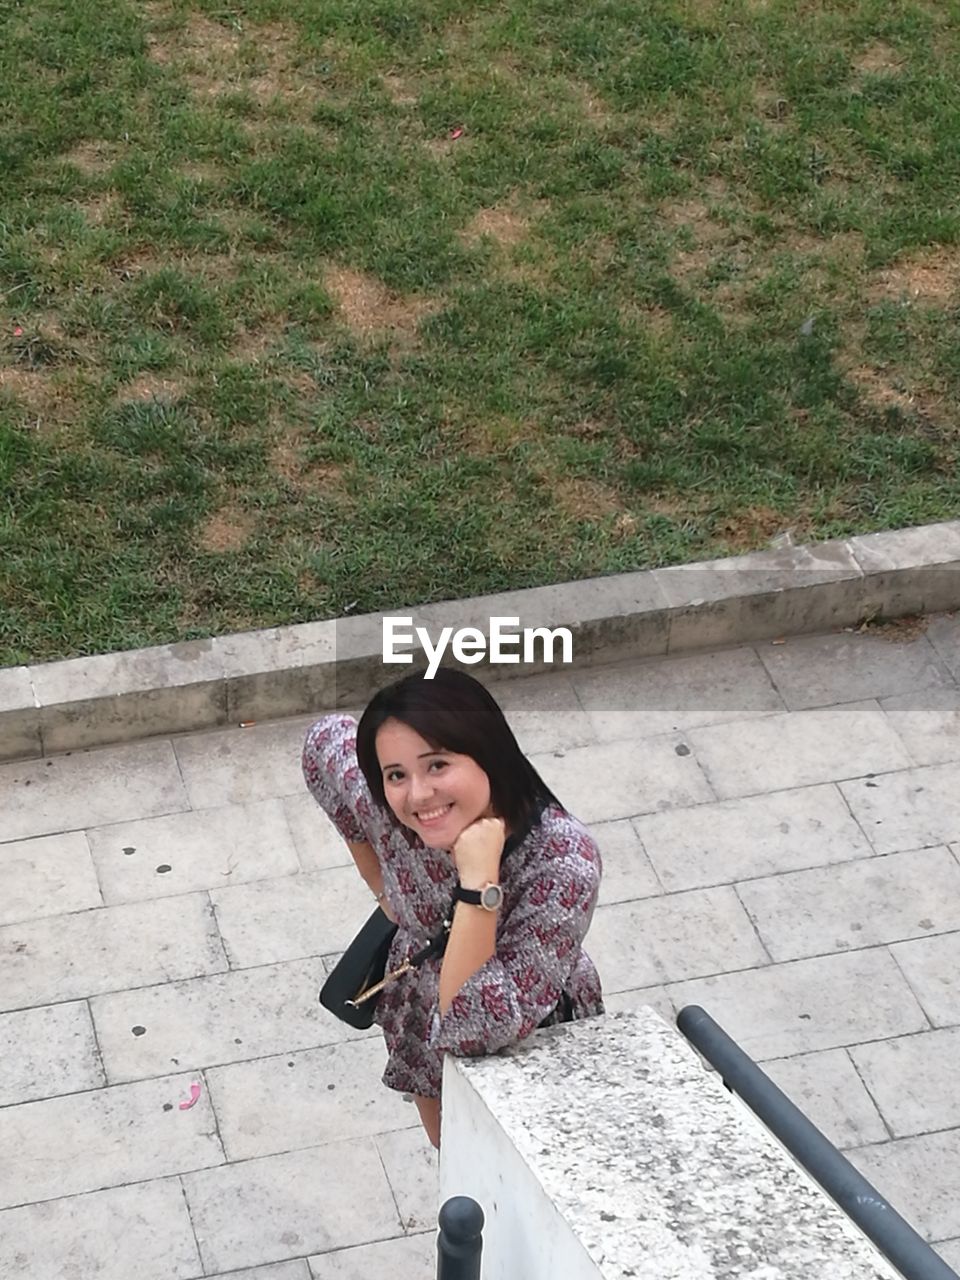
{"left": 355, "top": 668, "right": 561, "bottom": 834}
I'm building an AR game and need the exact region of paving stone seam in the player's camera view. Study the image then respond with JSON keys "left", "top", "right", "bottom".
{"left": 730, "top": 883, "right": 776, "bottom": 964}
{"left": 95, "top": 1038, "right": 409, "bottom": 1092}
{"left": 82, "top": 996, "right": 108, "bottom": 1093}
{"left": 4, "top": 519, "right": 959, "bottom": 762}
{"left": 847, "top": 1123, "right": 960, "bottom": 1156}
{"left": 176, "top": 1174, "right": 207, "bottom": 1279}
{"left": 626, "top": 822, "right": 669, "bottom": 895}
{"left": 0, "top": 1132, "right": 426, "bottom": 1216}
{"left": 885, "top": 946, "right": 939, "bottom": 1033}
{"left": 843, "top": 1046, "right": 896, "bottom": 1143}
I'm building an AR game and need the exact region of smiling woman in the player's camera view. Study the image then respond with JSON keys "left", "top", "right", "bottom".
{"left": 301, "top": 668, "right": 605, "bottom": 1150}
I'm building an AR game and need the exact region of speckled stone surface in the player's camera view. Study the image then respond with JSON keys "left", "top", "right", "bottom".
{"left": 450, "top": 1009, "right": 899, "bottom": 1280}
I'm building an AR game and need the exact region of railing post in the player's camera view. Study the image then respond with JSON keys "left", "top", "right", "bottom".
{"left": 677, "top": 1004, "right": 960, "bottom": 1280}
{"left": 437, "top": 1195, "right": 484, "bottom": 1280}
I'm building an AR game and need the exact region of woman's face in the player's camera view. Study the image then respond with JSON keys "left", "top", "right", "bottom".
{"left": 375, "top": 718, "right": 493, "bottom": 848}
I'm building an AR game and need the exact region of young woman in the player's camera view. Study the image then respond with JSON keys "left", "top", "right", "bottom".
{"left": 302, "top": 667, "right": 604, "bottom": 1149}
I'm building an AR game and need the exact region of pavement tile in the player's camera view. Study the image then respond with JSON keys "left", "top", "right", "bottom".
{"left": 928, "top": 612, "right": 960, "bottom": 681}
{"left": 841, "top": 762, "right": 960, "bottom": 854}
{"left": 309, "top": 1232, "right": 435, "bottom": 1280}
{"left": 374, "top": 1127, "right": 439, "bottom": 1233}
{"left": 687, "top": 702, "right": 912, "bottom": 799}
{"left": 848, "top": 1130, "right": 960, "bottom": 1241}
{"left": 879, "top": 688, "right": 960, "bottom": 767}
{"left": 850, "top": 1028, "right": 960, "bottom": 1138}
{"left": 598, "top": 985, "right": 676, "bottom": 1024}
{"left": 0, "top": 1177, "right": 201, "bottom": 1280}
{"left": 485, "top": 670, "right": 596, "bottom": 755}
{"left": 737, "top": 846, "right": 960, "bottom": 961}
{"left": 182, "top": 1141, "right": 402, "bottom": 1274}
{"left": 0, "top": 739, "right": 189, "bottom": 843}
{"left": 211, "top": 868, "right": 374, "bottom": 968}
{"left": 758, "top": 1048, "right": 888, "bottom": 1148}
{"left": 633, "top": 784, "right": 872, "bottom": 891}
{"left": 755, "top": 631, "right": 954, "bottom": 711}
{"left": 0, "top": 830, "right": 102, "bottom": 926}
{"left": 530, "top": 735, "right": 714, "bottom": 824}
{"left": 87, "top": 799, "right": 301, "bottom": 904}
{"left": 571, "top": 646, "right": 784, "bottom": 741}
{"left": 890, "top": 933, "right": 960, "bottom": 1027}
{"left": 0, "top": 1072, "right": 224, "bottom": 1210}
{"left": 207, "top": 1039, "right": 413, "bottom": 1162}
{"left": 173, "top": 715, "right": 317, "bottom": 810}
{"left": 0, "top": 892, "right": 227, "bottom": 1013}
{"left": 586, "top": 887, "right": 769, "bottom": 993}
{"left": 667, "top": 948, "right": 929, "bottom": 1060}
{"left": 91, "top": 957, "right": 337, "bottom": 1083}
{"left": 282, "top": 793, "right": 355, "bottom": 872}
{"left": 592, "top": 818, "right": 662, "bottom": 905}
{"left": 0, "top": 1001, "right": 104, "bottom": 1107}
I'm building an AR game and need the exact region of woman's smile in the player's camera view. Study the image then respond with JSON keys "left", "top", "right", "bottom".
{"left": 415, "top": 802, "right": 454, "bottom": 826}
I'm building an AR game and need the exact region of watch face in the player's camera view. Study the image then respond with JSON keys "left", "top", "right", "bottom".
{"left": 481, "top": 883, "right": 503, "bottom": 910}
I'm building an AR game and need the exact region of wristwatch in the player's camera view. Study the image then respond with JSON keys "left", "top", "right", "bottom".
{"left": 454, "top": 882, "right": 504, "bottom": 912}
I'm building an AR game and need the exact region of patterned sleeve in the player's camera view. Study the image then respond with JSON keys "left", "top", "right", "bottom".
{"left": 428, "top": 823, "right": 601, "bottom": 1057}
{"left": 301, "top": 715, "right": 371, "bottom": 843}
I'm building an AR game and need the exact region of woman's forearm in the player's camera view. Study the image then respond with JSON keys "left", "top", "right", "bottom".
{"left": 438, "top": 902, "right": 497, "bottom": 1016}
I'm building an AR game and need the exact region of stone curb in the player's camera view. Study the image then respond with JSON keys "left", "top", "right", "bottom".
{"left": 3, "top": 520, "right": 959, "bottom": 762}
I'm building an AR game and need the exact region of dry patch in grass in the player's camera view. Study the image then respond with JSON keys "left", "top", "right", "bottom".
{"left": 76, "top": 194, "right": 120, "bottom": 227}
{"left": 564, "top": 78, "right": 615, "bottom": 127}
{"left": 64, "top": 140, "right": 121, "bottom": 175}
{"left": 382, "top": 73, "right": 419, "bottom": 107}
{"left": 115, "top": 373, "right": 185, "bottom": 404}
{"left": 199, "top": 505, "right": 256, "bottom": 553}
{"left": 551, "top": 475, "right": 624, "bottom": 523}
{"left": 147, "top": 13, "right": 307, "bottom": 111}
{"left": 325, "top": 266, "right": 439, "bottom": 349}
{"left": 853, "top": 42, "right": 904, "bottom": 76}
{"left": 865, "top": 248, "right": 960, "bottom": 306}
{"left": 664, "top": 197, "right": 737, "bottom": 280}
{"left": 270, "top": 434, "right": 344, "bottom": 493}
{"left": 0, "top": 367, "right": 58, "bottom": 414}
{"left": 717, "top": 505, "right": 800, "bottom": 551}
{"left": 461, "top": 204, "right": 533, "bottom": 250}
{"left": 848, "top": 366, "right": 916, "bottom": 414}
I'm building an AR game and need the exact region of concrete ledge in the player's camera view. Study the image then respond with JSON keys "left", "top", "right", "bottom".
{"left": 440, "top": 1008, "right": 900, "bottom": 1280}
{"left": 3, "top": 520, "right": 959, "bottom": 761}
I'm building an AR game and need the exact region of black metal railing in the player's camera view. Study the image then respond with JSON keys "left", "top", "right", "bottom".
{"left": 437, "top": 1195, "right": 484, "bottom": 1280}
{"left": 677, "top": 1004, "right": 960, "bottom": 1280}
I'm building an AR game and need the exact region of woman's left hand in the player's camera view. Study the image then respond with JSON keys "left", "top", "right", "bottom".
{"left": 452, "top": 816, "right": 506, "bottom": 886}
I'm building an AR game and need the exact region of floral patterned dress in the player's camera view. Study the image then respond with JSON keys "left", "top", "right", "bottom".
{"left": 302, "top": 715, "right": 605, "bottom": 1099}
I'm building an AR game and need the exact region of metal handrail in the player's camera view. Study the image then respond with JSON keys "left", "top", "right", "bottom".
{"left": 677, "top": 1005, "right": 959, "bottom": 1280}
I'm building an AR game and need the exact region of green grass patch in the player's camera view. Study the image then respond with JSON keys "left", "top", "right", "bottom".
{"left": 2, "top": 0, "right": 960, "bottom": 664}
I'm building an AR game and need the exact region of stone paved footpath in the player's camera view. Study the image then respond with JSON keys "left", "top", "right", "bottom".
{"left": 2, "top": 616, "right": 960, "bottom": 1280}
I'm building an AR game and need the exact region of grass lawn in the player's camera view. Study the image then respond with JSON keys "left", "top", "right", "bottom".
{"left": 1, "top": 0, "right": 959, "bottom": 666}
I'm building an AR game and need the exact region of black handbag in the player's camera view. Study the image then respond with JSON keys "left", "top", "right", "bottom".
{"left": 319, "top": 907, "right": 400, "bottom": 1030}
{"left": 320, "top": 906, "right": 452, "bottom": 1031}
